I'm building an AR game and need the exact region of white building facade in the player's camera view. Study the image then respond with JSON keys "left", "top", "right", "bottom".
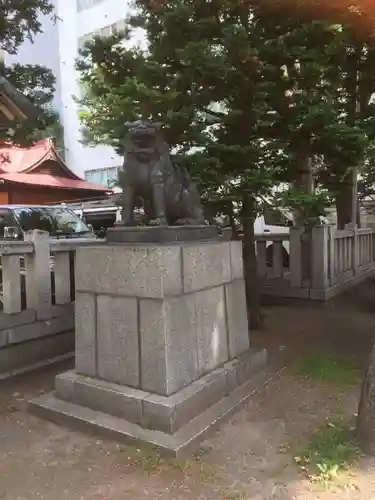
{"left": 56, "top": 0, "right": 129, "bottom": 183}
{"left": 5, "top": 0, "right": 139, "bottom": 185}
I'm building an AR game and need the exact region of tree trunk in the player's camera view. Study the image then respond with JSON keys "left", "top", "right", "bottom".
{"left": 242, "top": 195, "right": 263, "bottom": 331}
{"left": 293, "top": 147, "right": 314, "bottom": 225}
{"left": 357, "top": 341, "right": 375, "bottom": 455}
{"left": 336, "top": 180, "right": 353, "bottom": 229}
{"left": 294, "top": 151, "right": 314, "bottom": 194}
{"left": 336, "top": 43, "right": 361, "bottom": 230}
{"left": 293, "top": 148, "right": 314, "bottom": 276}
{"left": 356, "top": 200, "right": 361, "bottom": 228}
{"left": 228, "top": 202, "right": 238, "bottom": 238}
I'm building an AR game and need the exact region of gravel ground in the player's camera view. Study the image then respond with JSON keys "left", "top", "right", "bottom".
{"left": 1, "top": 281, "right": 375, "bottom": 500}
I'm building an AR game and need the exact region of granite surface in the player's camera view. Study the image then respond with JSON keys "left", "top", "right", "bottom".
{"left": 106, "top": 225, "right": 219, "bottom": 244}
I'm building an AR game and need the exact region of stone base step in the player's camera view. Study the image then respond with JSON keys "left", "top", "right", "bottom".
{"left": 54, "top": 347, "right": 268, "bottom": 435}
{"left": 29, "top": 368, "right": 278, "bottom": 457}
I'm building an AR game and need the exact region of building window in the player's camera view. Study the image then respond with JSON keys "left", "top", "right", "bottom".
{"left": 101, "top": 26, "right": 111, "bottom": 38}
{"left": 114, "top": 19, "right": 126, "bottom": 33}
{"left": 77, "top": 33, "right": 94, "bottom": 51}
{"left": 85, "top": 166, "right": 119, "bottom": 187}
{"left": 77, "top": 0, "right": 106, "bottom": 12}
{"left": 77, "top": 19, "right": 127, "bottom": 50}
{"left": 106, "top": 166, "right": 119, "bottom": 185}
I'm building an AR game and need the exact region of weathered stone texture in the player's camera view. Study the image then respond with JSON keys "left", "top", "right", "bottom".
{"left": 75, "top": 292, "right": 96, "bottom": 377}
{"left": 225, "top": 280, "right": 250, "bottom": 358}
{"left": 182, "top": 242, "right": 231, "bottom": 292}
{"left": 97, "top": 295, "right": 139, "bottom": 387}
{"left": 140, "top": 295, "right": 198, "bottom": 395}
{"left": 75, "top": 245, "right": 182, "bottom": 298}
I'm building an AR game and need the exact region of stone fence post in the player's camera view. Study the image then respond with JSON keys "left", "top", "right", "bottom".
{"left": 2, "top": 252, "right": 22, "bottom": 314}
{"left": 24, "top": 230, "right": 52, "bottom": 320}
{"left": 289, "top": 227, "right": 304, "bottom": 288}
{"left": 365, "top": 223, "right": 375, "bottom": 262}
{"left": 311, "top": 225, "right": 331, "bottom": 290}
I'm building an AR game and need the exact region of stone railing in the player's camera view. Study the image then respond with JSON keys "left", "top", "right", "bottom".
{"left": 256, "top": 226, "right": 375, "bottom": 301}
{"left": 256, "top": 233, "right": 290, "bottom": 280}
{"left": 332, "top": 228, "right": 374, "bottom": 285}
{"left": 0, "top": 230, "right": 100, "bottom": 378}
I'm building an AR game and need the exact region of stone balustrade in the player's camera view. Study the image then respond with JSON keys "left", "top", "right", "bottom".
{"left": 256, "top": 226, "right": 375, "bottom": 300}
{"left": 0, "top": 230, "right": 100, "bottom": 378}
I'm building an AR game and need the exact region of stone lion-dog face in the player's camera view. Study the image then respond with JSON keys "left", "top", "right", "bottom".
{"left": 125, "top": 121, "right": 165, "bottom": 165}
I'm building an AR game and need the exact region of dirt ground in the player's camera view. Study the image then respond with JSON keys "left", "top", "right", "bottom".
{"left": 2, "top": 280, "right": 375, "bottom": 500}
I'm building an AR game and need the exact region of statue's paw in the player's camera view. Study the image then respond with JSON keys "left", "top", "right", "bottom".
{"left": 148, "top": 217, "right": 168, "bottom": 227}
{"left": 115, "top": 219, "right": 136, "bottom": 227}
{"left": 175, "top": 218, "right": 203, "bottom": 226}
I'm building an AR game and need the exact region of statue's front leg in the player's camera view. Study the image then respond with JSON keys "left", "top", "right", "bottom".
{"left": 149, "top": 168, "right": 168, "bottom": 226}
{"left": 116, "top": 167, "right": 135, "bottom": 226}
{"left": 119, "top": 184, "right": 135, "bottom": 226}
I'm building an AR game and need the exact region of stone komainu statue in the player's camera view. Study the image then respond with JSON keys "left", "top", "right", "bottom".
{"left": 117, "top": 120, "right": 205, "bottom": 226}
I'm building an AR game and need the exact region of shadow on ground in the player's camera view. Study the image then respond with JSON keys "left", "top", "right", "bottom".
{"left": 253, "top": 279, "right": 375, "bottom": 368}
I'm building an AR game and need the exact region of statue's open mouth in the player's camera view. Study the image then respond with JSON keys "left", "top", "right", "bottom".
{"left": 132, "top": 133, "right": 155, "bottom": 150}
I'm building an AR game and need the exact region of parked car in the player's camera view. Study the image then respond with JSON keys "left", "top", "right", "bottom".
{"left": 0, "top": 205, "right": 96, "bottom": 308}
{"left": 0, "top": 205, "right": 95, "bottom": 241}
{"left": 53, "top": 196, "right": 123, "bottom": 238}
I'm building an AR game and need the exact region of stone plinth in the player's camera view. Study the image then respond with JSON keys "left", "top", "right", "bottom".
{"left": 106, "top": 225, "right": 219, "bottom": 243}
{"left": 52, "top": 347, "right": 266, "bottom": 434}
{"left": 29, "top": 238, "right": 270, "bottom": 456}
{"left": 74, "top": 239, "right": 249, "bottom": 395}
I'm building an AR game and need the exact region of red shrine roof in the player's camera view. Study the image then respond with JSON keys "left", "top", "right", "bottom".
{"left": 0, "top": 138, "right": 111, "bottom": 193}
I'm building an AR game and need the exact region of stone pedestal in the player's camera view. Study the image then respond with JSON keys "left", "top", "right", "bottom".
{"left": 106, "top": 224, "right": 220, "bottom": 243}
{"left": 29, "top": 237, "right": 269, "bottom": 456}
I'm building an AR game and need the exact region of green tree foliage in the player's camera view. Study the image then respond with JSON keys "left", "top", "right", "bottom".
{"left": 0, "top": 0, "right": 60, "bottom": 145}
{"left": 315, "top": 35, "right": 375, "bottom": 228}
{"left": 2, "top": 63, "right": 59, "bottom": 144}
{"left": 76, "top": 3, "right": 372, "bottom": 212}
{"left": 269, "top": 1, "right": 375, "bottom": 227}
{"left": 1, "top": 0, "right": 54, "bottom": 54}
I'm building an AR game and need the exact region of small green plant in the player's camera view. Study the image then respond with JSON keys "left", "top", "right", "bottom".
{"left": 222, "top": 489, "right": 245, "bottom": 500}
{"left": 134, "top": 445, "right": 163, "bottom": 472}
{"left": 127, "top": 443, "right": 217, "bottom": 478}
{"left": 291, "top": 354, "right": 361, "bottom": 385}
{"left": 295, "top": 418, "right": 360, "bottom": 484}
{"left": 197, "top": 461, "right": 217, "bottom": 482}
{"left": 192, "top": 445, "right": 213, "bottom": 460}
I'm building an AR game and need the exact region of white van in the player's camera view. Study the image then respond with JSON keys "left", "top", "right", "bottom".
{"left": 242, "top": 208, "right": 328, "bottom": 267}
{"left": 230, "top": 208, "right": 291, "bottom": 267}
{"left": 254, "top": 208, "right": 292, "bottom": 266}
